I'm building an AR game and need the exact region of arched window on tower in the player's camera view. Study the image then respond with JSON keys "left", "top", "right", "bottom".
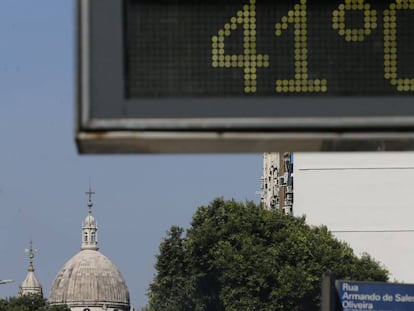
{"left": 91, "top": 231, "right": 95, "bottom": 242}
{"left": 84, "top": 232, "right": 88, "bottom": 242}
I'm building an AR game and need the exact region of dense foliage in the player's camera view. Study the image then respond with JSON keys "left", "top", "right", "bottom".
{"left": 0, "top": 294, "right": 70, "bottom": 311}
{"left": 148, "top": 198, "right": 388, "bottom": 311}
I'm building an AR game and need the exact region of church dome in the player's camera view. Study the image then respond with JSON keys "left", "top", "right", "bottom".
{"left": 49, "top": 249, "right": 130, "bottom": 309}
{"left": 19, "top": 240, "right": 43, "bottom": 297}
{"left": 49, "top": 188, "right": 131, "bottom": 311}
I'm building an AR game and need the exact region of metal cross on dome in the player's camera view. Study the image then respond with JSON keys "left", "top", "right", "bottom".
{"left": 85, "top": 186, "right": 95, "bottom": 213}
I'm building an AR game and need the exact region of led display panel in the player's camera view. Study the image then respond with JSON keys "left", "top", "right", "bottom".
{"left": 126, "top": 0, "right": 414, "bottom": 97}
{"left": 77, "top": 0, "right": 414, "bottom": 153}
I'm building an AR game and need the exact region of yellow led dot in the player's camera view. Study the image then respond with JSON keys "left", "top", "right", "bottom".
{"left": 276, "top": 80, "right": 282, "bottom": 86}
{"left": 245, "top": 87, "right": 251, "bottom": 93}
{"left": 282, "top": 80, "right": 289, "bottom": 86}
{"left": 212, "top": 55, "right": 218, "bottom": 61}
{"left": 224, "top": 30, "right": 230, "bottom": 36}
{"left": 212, "top": 61, "right": 218, "bottom": 67}
{"left": 263, "top": 61, "right": 269, "bottom": 67}
{"left": 321, "top": 85, "right": 327, "bottom": 92}
{"left": 219, "top": 61, "right": 224, "bottom": 67}
{"left": 276, "top": 86, "right": 283, "bottom": 92}
{"left": 251, "top": 74, "right": 257, "bottom": 80}
{"left": 251, "top": 87, "right": 257, "bottom": 92}
{"left": 238, "top": 61, "right": 244, "bottom": 67}
{"left": 224, "top": 62, "right": 231, "bottom": 68}
{"left": 282, "top": 86, "right": 289, "bottom": 92}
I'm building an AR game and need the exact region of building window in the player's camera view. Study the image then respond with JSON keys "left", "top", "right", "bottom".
{"left": 84, "top": 232, "right": 88, "bottom": 242}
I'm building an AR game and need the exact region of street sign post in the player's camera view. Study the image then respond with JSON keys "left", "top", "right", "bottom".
{"left": 77, "top": 0, "right": 414, "bottom": 153}
{"left": 337, "top": 280, "right": 414, "bottom": 311}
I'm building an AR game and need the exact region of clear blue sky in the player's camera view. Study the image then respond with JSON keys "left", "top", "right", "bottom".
{"left": 0, "top": 1, "right": 262, "bottom": 308}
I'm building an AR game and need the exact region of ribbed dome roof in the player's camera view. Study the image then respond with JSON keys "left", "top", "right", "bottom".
{"left": 19, "top": 271, "right": 43, "bottom": 296}
{"left": 49, "top": 249, "right": 130, "bottom": 308}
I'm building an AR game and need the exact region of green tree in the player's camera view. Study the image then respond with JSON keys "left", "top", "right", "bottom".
{"left": 0, "top": 294, "right": 70, "bottom": 311}
{"left": 148, "top": 198, "right": 388, "bottom": 311}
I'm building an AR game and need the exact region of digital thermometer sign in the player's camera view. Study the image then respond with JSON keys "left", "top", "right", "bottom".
{"left": 77, "top": 0, "right": 414, "bottom": 153}
{"left": 126, "top": 0, "right": 414, "bottom": 97}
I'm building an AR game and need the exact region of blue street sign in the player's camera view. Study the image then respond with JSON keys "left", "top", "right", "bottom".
{"left": 337, "top": 280, "right": 414, "bottom": 311}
